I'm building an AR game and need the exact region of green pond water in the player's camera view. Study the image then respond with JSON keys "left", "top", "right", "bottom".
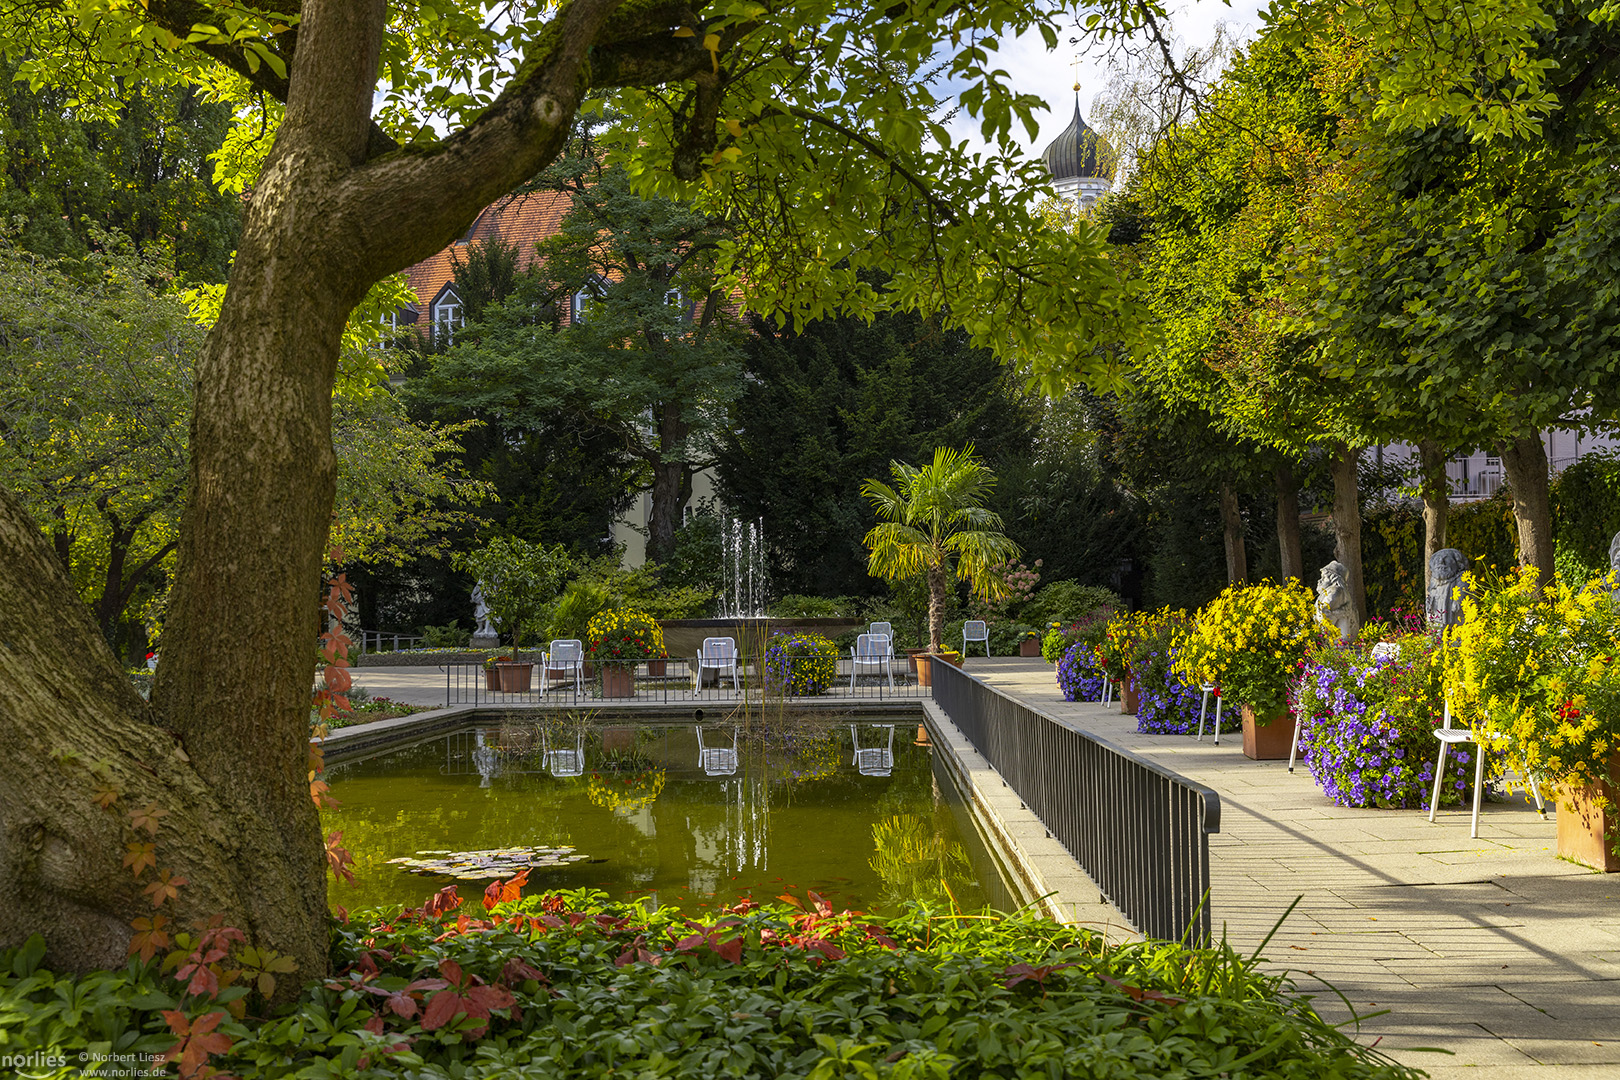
{"left": 322, "top": 716, "right": 1014, "bottom": 917}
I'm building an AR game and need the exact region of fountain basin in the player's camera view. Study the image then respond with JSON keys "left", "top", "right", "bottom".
{"left": 659, "top": 618, "right": 863, "bottom": 660}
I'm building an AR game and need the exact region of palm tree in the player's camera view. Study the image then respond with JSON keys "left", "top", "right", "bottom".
{"left": 862, "top": 446, "right": 1021, "bottom": 652}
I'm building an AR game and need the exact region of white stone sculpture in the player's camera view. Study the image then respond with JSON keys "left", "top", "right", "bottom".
{"left": 1315, "top": 560, "right": 1357, "bottom": 643}
{"left": 1426, "top": 548, "right": 1470, "bottom": 630}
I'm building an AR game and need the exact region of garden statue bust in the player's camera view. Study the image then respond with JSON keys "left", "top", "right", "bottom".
{"left": 1426, "top": 548, "right": 1469, "bottom": 630}
{"left": 1314, "top": 561, "right": 1357, "bottom": 642}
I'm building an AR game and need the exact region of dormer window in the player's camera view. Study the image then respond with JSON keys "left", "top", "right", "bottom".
{"left": 571, "top": 275, "right": 607, "bottom": 325}
{"left": 432, "top": 285, "right": 463, "bottom": 342}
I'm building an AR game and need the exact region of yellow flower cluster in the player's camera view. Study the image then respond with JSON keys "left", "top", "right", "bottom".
{"left": 585, "top": 607, "right": 667, "bottom": 661}
{"left": 1173, "top": 581, "right": 1322, "bottom": 716}
{"left": 1444, "top": 567, "right": 1620, "bottom": 791}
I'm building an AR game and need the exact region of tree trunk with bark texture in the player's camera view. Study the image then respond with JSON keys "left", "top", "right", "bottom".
{"left": 1274, "top": 463, "right": 1303, "bottom": 584}
{"left": 645, "top": 400, "right": 693, "bottom": 564}
{"left": 1329, "top": 444, "right": 1367, "bottom": 630}
{"left": 0, "top": 0, "right": 658, "bottom": 992}
{"left": 1417, "top": 440, "right": 1450, "bottom": 594}
{"left": 927, "top": 564, "right": 947, "bottom": 652}
{"left": 1499, "top": 432, "right": 1554, "bottom": 589}
{"left": 1218, "top": 482, "right": 1248, "bottom": 584}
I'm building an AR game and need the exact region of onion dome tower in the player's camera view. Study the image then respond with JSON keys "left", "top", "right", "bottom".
{"left": 1040, "top": 88, "right": 1114, "bottom": 209}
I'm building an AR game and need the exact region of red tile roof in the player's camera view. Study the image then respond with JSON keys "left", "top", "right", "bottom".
{"left": 401, "top": 189, "right": 575, "bottom": 316}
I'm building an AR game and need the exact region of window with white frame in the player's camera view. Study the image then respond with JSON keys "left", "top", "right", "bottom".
{"left": 432, "top": 288, "right": 463, "bottom": 341}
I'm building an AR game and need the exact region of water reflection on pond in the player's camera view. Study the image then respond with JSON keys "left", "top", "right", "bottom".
{"left": 322, "top": 714, "right": 1010, "bottom": 916}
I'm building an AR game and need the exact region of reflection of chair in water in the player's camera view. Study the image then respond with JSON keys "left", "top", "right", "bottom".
{"left": 693, "top": 637, "right": 741, "bottom": 691}
{"left": 850, "top": 723, "right": 896, "bottom": 776}
{"left": 542, "top": 730, "right": 585, "bottom": 777}
{"left": 850, "top": 633, "right": 894, "bottom": 689}
{"left": 542, "top": 638, "right": 585, "bottom": 693}
{"left": 695, "top": 725, "right": 739, "bottom": 776}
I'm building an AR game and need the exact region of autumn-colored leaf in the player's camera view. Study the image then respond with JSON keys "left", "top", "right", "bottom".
{"left": 93, "top": 778, "right": 124, "bottom": 809}
{"left": 129, "top": 802, "right": 169, "bottom": 836}
{"left": 123, "top": 842, "right": 157, "bottom": 878}
{"left": 421, "top": 885, "right": 462, "bottom": 920}
{"left": 482, "top": 868, "right": 530, "bottom": 911}
{"left": 161, "top": 1009, "right": 233, "bottom": 1078}
{"left": 128, "top": 915, "right": 171, "bottom": 963}
{"left": 144, "top": 869, "right": 188, "bottom": 908}
{"left": 326, "top": 831, "right": 355, "bottom": 884}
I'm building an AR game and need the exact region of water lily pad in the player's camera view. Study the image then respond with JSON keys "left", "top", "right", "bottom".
{"left": 388, "top": 845, "right": 594, "bottom": 879}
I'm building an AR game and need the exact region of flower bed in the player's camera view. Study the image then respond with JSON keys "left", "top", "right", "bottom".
{"left": 1175, "top": 581, "right": 1323, "bottom": 720}
{"left": 1056, "top": 641, "right": 1106, "bottom": 702}
{"left": 1294, "top": 634, "right": 1473, "bottom": 808}
{"left": 764, "top": 631, "right": 837, "bottom": 696}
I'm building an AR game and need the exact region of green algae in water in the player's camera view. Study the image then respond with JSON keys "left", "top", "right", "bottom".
{"left": 322, "top": 719, "right": 1003, "bottom": 916}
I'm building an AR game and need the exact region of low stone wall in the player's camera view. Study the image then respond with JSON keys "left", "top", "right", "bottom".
{"left": 355, "top": 649, "right": 502, "bottom": 668}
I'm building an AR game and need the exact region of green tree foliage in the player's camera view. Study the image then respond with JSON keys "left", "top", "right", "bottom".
{"left": 862, "top": 446, "right": 1021, "bottom": 652}
{"left": 717, "top": 305, "right": 1035, "bottom": 597}
{"left": 0, "top": 59, "right": 239, "bottom": 281}
{"left": 0, "top": 236, "right": 194, "bottom": 658}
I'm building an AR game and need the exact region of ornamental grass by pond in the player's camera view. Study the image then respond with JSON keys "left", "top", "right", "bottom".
{"left": 2, "top": 890, "right": 1422, "bottom": 1080}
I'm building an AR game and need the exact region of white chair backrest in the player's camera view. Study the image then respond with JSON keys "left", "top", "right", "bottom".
{"left": 856, "top": 633, "right": 891, "bottom": 659}
{"left": 550, "top": 639, "right": 583, "bottom": 663}
{"left": 869, "top": 621, "right": 893, "bottom": 641}
{"left": 964, "top": 620, "right": 988, "bottom": 639}
{"left": 701, "top": 637, "right": 737, "bottom": 662}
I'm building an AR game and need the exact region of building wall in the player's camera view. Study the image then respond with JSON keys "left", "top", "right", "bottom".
{"left": 1375, "top": 429, "right": 1620, "bottom": 502}
{"left": 610, "top": 467, "right": 719, "bottom": 567}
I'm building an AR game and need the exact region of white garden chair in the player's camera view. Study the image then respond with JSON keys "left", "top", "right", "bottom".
{"left": 696, "top": 725, "right": 739, "bottom": 776}
{"left": 851, "top": 723, "right": 896, "bottom": 776}
{"left": 541, "top": 638, "right": 585, "bottom": 693}
{"left": 1196, "top": 684, "right": 1222, "bottom": 745}
{"left": 850, "top": 633, "right": 894, "bottom": 689}
{"left": 963, "top": 620, "right": 990, "bottom": 657}
{"left": 542, "top": 730, "right": 585, "bottom": 778}
{"left": 1428, "top": 698, "right": 1546, "bottom": 838}
{"left": 868, "top": 621, "right": 893, "bottom": 642}
{"left": 693, "top": 636, "right": 740, "bottom": 691}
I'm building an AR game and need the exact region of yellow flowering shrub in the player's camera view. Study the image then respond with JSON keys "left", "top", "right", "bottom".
{"left": 1173, "top": 581, "right": 1324, "bottom": 720}
{"left": 585, "top": 607, "right": 667, "bottom": 661}
{"left": 1444, "top": 567, "right": 1620, "bottom": 793}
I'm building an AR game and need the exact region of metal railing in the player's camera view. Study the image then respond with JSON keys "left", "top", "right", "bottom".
{"left": 443, "top": 654, "right": 927, "bottom": 707}
{"left": 930, "top": 659, "right": 1220, "bottom": 943}
{"left": 359, "top": 630, "right": 424, "bottom": 653}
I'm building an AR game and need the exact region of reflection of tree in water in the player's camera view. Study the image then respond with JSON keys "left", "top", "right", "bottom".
{"left": 869, "top": 813, "right": 974, "bottom": 906}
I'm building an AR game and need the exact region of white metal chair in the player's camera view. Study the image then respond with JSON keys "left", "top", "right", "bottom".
{"left": 695, "top": 725, "right": 739, "bottom": 776}
{"left": 693, "top": 636, "right": 741, "bottom": 691}
{"left": 1100, "top": 674, "right": 1114, "bottom": 706}
{"left": 962, "top": 620, "right": 990, "bottom": 657}
{"left": 850, "top": 633, "right": 894, "bottom": 689}
{"left": 1428, "top": 698, "right": 1546, "bottom": 838}
{"left": 851, "top": 723, "right": 896, "bottom": 776}
{"left": 1196, "top": 684, "right": 1223, "bottom": 745}
{"left": 542, "top": 730, "right": 585, "bottom": 778}
{"left": 541, "top": 639, "right": 585, "bottom": 693}
{"left": 868, "top": 621, "right": 893, "bottom": 641}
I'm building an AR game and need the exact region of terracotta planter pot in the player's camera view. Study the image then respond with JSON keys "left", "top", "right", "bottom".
{"left": 938, "top": 651, "right": 964, "bottom": 668}
{"left": 914, "top": 653, "right": 933, "bottom": 688}
{"left": 1557, "top": 754, "right": 1620, "bottom": 872}
{"left": 1118, "top": 676, "right": 1139, "bottom": 715}
{"left": 601, "top": 666, "right": 635, "bottom": 699}
{"left": 646, "top": 659, "right": 667, "bottom": 677}
{"left": 496, "top": 662, "right": 533, "bottom": 693}
{"left": 1241, "top": 705, "right": 1296, "bottom": 760}
{"left": 1019, "top": 637, "right": 1042, "bottom": 658}
{"left": 905, "top": 648, "right": 928, "bottom": 676}
{"left": 485, "top": 667, "right": 501, "bottom": 691}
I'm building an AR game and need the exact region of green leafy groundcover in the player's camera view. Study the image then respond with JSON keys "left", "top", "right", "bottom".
{"left": 0, "top": 890, "right": 1421, "bottom": 1079}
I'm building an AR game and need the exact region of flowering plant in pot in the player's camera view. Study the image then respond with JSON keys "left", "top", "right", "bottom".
{"left": 586, "top": 607, "right": 667, "bottom": 696}
{"left": 1443, "top": 568, "right": 1620, "bottom": 869}
{"left": 764, "top": 632, "right": 838, "bottom": 696}
{"left": 1294, "top": 632, "right": 1474, "bottom": 808}
{"left": 1175, "top": 581, "right": 1324, "bottom": 759}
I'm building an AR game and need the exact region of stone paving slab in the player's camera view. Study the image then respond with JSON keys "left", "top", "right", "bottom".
{"left": 965, "top": 657, "right": 1620, "bottom": 1076}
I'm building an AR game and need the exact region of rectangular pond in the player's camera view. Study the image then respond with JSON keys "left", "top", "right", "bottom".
{"left": 322, "top": 712, "right": 1017, "bottom": 917}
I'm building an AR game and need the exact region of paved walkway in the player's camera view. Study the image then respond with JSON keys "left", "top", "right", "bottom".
{"left": 969, "top": 657, "right": 1620, "bottom": 1080}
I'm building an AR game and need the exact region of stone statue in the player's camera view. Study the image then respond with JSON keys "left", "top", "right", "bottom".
{"left": 1426, "top": 548, "right": 1470, "bottom": 630}
{"left": 1314, "top": 560, "right": 1357, "bottom": 643}
{"left": 470, "top": 584, "right": 499, "bottom": 646}
{"left": 1609, "top": 531, "right": 1620, "bottom": 599}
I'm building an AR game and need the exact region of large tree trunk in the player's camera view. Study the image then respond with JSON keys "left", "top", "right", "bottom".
{"left": 1499, "top": 431, "right": 1554, "bottom": 589}
{"left": 1417, "top": 440, "right": 1450, "bottom": 594}
{"left": 1274, "top": 463, "right": 1303, "bottom": 584}
{"left": 0, "top": 0, "right": 695, "bottom": 990}
{"left": 1329, "top": 444, "right": 1367, "bottom": 629}
{"left": 1218, "top": 481, "right": 1248, "bottom": 584}
{"left": 0, "top": 486, "right": 254, "bottom": 974}
{"left": 646, "top": 400, "right": 693, "bottom": 564}
{"left": 927, "top": 564, "right": 947, "bottom": 652}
